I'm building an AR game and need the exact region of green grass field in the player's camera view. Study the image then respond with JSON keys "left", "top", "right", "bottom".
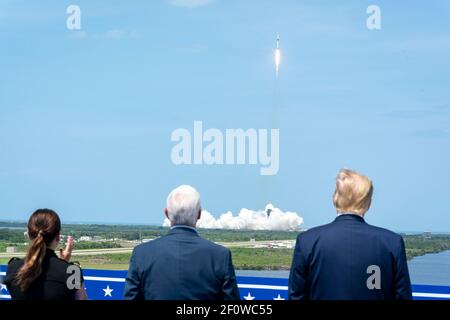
{"left": 3, "top": 244, "right": 450, "bottom": 271}
{"left": 63, "top": 248, "right": 294, "bottom": 270}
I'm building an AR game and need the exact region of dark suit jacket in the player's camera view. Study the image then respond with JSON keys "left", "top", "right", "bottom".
{"left": 4, "top": 249, "right": 83, "bottom": 300}
{"left": 289, "top": 214, "right": 412, "bottom": 300}
{"left": 124, "top": 226, "right": 240, "bottom": 300}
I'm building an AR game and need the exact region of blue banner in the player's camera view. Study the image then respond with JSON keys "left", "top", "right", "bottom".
{"left": 1, "top": 265, "right": 449, "bottom": 300}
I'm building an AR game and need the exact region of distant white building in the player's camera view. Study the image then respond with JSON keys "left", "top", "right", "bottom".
{"left": 79, "top": 236, "right": 92, "bottom": 241}
{"left": 6, "top": 246, "right": 17, "bottom": 253}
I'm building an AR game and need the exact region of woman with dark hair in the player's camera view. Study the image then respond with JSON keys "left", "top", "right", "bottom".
{"left": 4, "top": 209, "right": 87, "bottom": 300}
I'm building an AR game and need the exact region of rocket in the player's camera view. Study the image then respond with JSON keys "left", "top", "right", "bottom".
{"left": 275, "top": 35, "right": 281, "bottom": 78}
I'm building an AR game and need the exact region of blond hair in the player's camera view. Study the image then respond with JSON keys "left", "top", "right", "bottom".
{"left": 333, "top": 169, "right": 373, "bottom": 215}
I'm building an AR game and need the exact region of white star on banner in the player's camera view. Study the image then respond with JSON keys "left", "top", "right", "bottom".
{"left": 0, "top": 284, "right": 7, "bottom": 292}
{"left": 103, "top": 285, "right": 114, "bottom": 297}
{"left": 243, "top": 292, "right": 255, "bottom": 300}
{"left": 274, "top": 294, "right": 285, "bottom": 300}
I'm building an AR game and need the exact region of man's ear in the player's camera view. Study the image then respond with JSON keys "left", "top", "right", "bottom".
{"left": 332, "top": 191, "right": 339, "bottom": 210}
{"left": 164, "top": 208, "right": 169, "bottom": 219}
{"left": 198, "top": 208, "right": 202, "bottom": 220}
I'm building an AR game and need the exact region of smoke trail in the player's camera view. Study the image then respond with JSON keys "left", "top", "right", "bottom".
{"left": 163, "top": 203, "right": 303, "bottom": 230}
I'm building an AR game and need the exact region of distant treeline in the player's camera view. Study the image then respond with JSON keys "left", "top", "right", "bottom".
{"left": 1, "top": 222, "right": 300, "bottom": 242}
{"left": 198, "top": 229, "right": 299, "bottom": 242}
{"left": 403, "top": 235, "right": 450, "bottom": 260}
{"left": 73, "top": 241, "right": 122, "bottom": 250}
{"left": 0, "top": 228, "right": 26, "bottom": 243}
{"left": 0, "top": 221, "right": 27, "bottom": 228}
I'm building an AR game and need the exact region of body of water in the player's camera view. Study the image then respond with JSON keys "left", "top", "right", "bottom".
{"left": 407, "top": 250, "right": 450, "bottom": 286}
{"left": 237, "top": 250, "right": 450, "bottom": 285}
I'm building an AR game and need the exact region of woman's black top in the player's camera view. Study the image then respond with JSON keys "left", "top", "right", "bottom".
{"left": 4, "top": 249, "right": 84, "bottom": 300}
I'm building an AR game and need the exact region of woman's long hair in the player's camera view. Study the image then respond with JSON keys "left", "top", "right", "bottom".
{"left": 16, "top": 209, "right": 61, "bottom": 292}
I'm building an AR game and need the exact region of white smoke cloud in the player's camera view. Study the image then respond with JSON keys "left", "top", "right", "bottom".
{"left": 163, "top": 203, "right": 303, "bottom": 231}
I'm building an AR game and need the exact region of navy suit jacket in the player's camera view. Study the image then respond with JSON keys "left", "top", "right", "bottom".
{"left": 289, "top": 214, "right": 412, "bottom": 300}
{"left": 124, "top": 226, "right": 240, "bottom": 300}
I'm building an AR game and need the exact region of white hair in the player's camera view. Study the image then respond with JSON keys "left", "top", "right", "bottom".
{"left": 166, "top": 185, "right": 201, "bottom": 227}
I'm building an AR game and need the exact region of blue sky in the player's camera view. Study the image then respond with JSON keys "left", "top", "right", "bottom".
{"left": 0, "top": 0, "right": 450, "bottom": 231}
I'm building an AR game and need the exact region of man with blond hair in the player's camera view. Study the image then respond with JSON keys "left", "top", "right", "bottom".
{"left": 289, "top": 169, "right": 412, "bottom": 300}
{"left": 124, "top": 185, "right": 240, "bottom": 300}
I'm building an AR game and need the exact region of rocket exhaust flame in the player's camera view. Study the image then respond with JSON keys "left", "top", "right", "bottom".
{"left": 275, "top": 49, "right": 281, "bottom": 78}
{"left": 275, "top": 35, "right": 280, "bottom": 78}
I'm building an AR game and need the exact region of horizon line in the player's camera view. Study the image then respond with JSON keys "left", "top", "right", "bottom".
{"left": 0, "top": 219, "right": 449, "bottom": 234}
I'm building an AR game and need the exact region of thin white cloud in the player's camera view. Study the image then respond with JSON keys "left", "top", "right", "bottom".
{"left": 380, "top": 35, "right": 450, "bottom": 54}
{"left": 67, "top": 30, "right": 87, "bottom": 40}
{"left": 167, "top": 0, "right": 214, "bottom": 8}
{"left": 176, "top": 43, "right": 208, "bottom": 53}
{"left": 412, "top": 129, "right": 450, "bottom": 140}
{"left": 383, "top": 105, "right": 450, "bottom": 119}
{"left": 105, "top": 29, "right": 139, "bottom": 40}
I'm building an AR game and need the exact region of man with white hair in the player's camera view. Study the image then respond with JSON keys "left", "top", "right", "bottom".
{"left": 124, "top": 185, "right": 240, "bottom": 300}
